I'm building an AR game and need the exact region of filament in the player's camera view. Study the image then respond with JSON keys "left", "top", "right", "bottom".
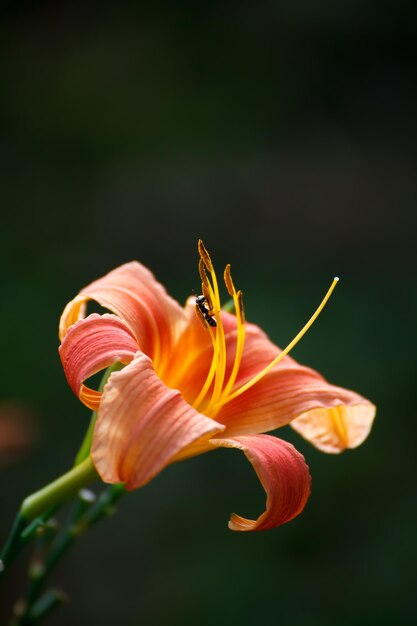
{"left": 213, "top": 277, "right": 340, "bottom": 411}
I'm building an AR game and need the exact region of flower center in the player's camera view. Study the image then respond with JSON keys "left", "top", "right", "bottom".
{"left": 192, "top": 240, "right": 339, "bottom": 419}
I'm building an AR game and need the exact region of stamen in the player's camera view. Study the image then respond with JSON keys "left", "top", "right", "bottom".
{"left": 198, "top": 259, "right": 215, "bottom": 314}
{"left": 214, "top": 277, "right": 340, "bottom": 410}
{"left": 192, "top": 324, "right": 218, "bottom": 410}
{"left": 205, "top": 283, "right": 227, "bottom": 411}
{"left": 193, "top": 241, "right": 228, "bottom": 414}
{"left": 198, "top": 239, "right": 214, "bottom": 273}
{"left": 190, "top": 331, "right": 218, "bottom": 409}
{"left": 219, "top": 265, "right": 246, "bottom": 401}
{"left": 198, "top": 260, "right": 209, "bottom": 295}
{"left": 224, "top": 263, "right": 235, "bottom": 297}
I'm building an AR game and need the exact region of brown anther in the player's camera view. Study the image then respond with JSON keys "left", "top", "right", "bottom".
{"left": 198, "top": 239, "right": 213, "bottom": 272}
{"left": 199, "top": 258, "right": 207, "bottom": 283}
{"left": 224, "top": 264, "right": 235, "bottom": 297}
{"left": 202, "top": 282, "right": 211, "bottom": 304}
{"left": 199, "top": 259, "right": 212, "bottom": 298}
{"left": 237, "top": 290, "right": 245, "bottom": 322}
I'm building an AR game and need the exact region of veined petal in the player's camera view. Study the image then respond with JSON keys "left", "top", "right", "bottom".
{"left": 59, "top": 313, "right": 138, "bottom": 403}
{"left": 59, "top": 262, "right": 187, "bottom": 370}
{"left": 92, "top": 352, "right": 225, "bottom": 490}
{"left": 290, "top": 402, "right": 376, "bottom": 453}
{"left": 214, "top": 320, "right": 375, "bottom": 452}
{"left": 158, "top": 297, "right": 213, "bottom": 392}
{"left": 209, "top": 435, "right": 311, "bottom": 531}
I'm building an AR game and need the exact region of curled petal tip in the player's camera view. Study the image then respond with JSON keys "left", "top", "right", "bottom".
{"left": 210, "top": 435, "right": 311, "bottom": 532}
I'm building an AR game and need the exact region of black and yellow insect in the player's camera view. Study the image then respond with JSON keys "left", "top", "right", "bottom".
{"left": 195, "top": 294, "right": 217, "bottom": 327}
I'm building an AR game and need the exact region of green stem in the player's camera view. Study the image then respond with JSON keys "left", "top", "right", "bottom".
{"left": 27, "top": 589, "right": 68, "bottom": 625}
{"left": 19, "top": 491, "right": 95, "bottom": 614}
{"left": 11, "top": 588, "right": 68, "bottom": 626}
{"left": 74, "top": 362, "right": 124, "bottom": 466}
{"left": 20, "top": 457, "right": 98, "bottom": 522}
{"left": 77, "top": 483, "right": 125, "bottom": 530}
{"left": 13, "top": 484, "right": 125, "bottom": 625}
{"left": 20, "top": 510, "right": 58, "bottom": 543}
{"left": 0, "top": 514, "right": 26, "bottom": 574}
{"left": 2, "top": 364, "right": 124, "bottom": 621}
{"left": 38, "top": 490, "right": 96, "bottom": 577}
{"left": 73, "top": 414, "right": 96, "bottom": 467}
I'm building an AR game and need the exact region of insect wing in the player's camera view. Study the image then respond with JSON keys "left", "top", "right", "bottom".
{"left": 195, "top": 303, "right": 209, "bottom": 328}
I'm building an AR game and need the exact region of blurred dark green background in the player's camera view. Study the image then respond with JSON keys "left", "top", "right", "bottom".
{"left": 1, "top": 2, "right": 416, "bottom": 625}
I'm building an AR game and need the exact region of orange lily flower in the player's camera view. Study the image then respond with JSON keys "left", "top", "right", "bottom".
{"left": 59, "top": 242, "right": 375, "bottom": 531}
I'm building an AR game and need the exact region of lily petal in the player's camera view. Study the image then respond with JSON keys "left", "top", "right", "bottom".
{"left": 213, "top": 319, "right": 375, "bottom": 453}
{"left": 92, "top": 352, "right": 225, "bottom": 490}
{"left": 59, "top": 262, "right": 187, "bottom": 371}
{"left": 59, "top": 313, "right": 138, "bottom": 409}
{"left": 290, "top": 402, "right": 376, "bottom": 453}
{"left": 209, "top": 435, "right": 311, "bottom": 531}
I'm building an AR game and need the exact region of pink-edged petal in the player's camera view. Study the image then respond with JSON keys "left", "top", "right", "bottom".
{"left": 212, "top": 319, "right": 375, "bottom": 453}
{"left": 59, "top": 313, "right": 138, "bottom": 408}
{"left": 290, "top": 402, "right": 376, "bottom": 453}
{"left": 59, "top": 262, "right": 187, "bottom": 371}
{"left": 91, "top": 352, "right": 225, "bottom": 490}
{"left": 209, "top": 435, "right": 311, "bottom": 531}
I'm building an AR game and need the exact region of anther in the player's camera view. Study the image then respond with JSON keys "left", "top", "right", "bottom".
{"left": 237, "top": 291, "right": 245, "bottom": 322}
{"left": 198, "top": 240, "right": 214, "bottom": 272}
{"left": 198, "top": 258, "right": 207, "bottom": 282}
{"left": 224, "top": 264, "right": 235, "bottom": 297}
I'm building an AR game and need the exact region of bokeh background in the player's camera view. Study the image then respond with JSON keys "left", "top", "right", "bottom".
{"left": 1, "top": 2, "right": 416, "bottom": 625}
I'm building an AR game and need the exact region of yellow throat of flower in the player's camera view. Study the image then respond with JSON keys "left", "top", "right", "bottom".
{"left": 193, "top": 240, "right": 339, "bottom": 419}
